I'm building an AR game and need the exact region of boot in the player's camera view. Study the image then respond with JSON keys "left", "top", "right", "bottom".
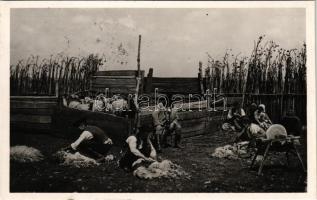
{"left": 174, "top": 134, "right": 183, "bottom": 149}
{"left": 156, "top": 134, "right": 162, "bottom": 153}
{"left": 162, "top": 133, "right": 171, "bottom": 148}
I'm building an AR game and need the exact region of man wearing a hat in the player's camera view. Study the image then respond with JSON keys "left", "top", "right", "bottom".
{"left": 63, "top": 118, "right": 113, "bottom": 162}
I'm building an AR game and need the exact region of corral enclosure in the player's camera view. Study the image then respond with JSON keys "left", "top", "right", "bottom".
{"left": 10, "top": 67, "right": 307, "bottom": 141}
{"left": 70, "top": 70, "right": 225, "bottom": 142}
{"left": 10, "top": 69, "right": 225, "bottom": 144}
{"left": 90, "top": 68, "right": 307, "bottom": 124}
{"left": 10, "top": 37, "right": 307, "bottom": 140}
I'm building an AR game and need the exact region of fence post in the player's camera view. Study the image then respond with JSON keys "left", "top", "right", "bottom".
{"left": 198, "top": 61, "right": 204, "bottom": 95}
{"left": 55, "top": 82, "right": 59, "bottom": 97}
{"left": 145, "top": 68, "right": 153, "bottom": 93}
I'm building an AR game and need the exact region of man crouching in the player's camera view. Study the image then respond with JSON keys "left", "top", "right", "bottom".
{"left": 63, "top": 118, "right": 113, "bottom": 163}
{"left": 119, "top": 128, "right": 157, "bottom": 172}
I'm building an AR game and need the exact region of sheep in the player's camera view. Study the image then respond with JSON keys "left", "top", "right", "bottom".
{"left": 265, "top": 124, "right": 287, "bottom": 140}
{"left": 68, "top": 101, "right": 81, "bottom": 108}
{"left": 53, "top": 150, "right": 99, "bottom": 168}
{"left": 67, "top": 94, "right": 127, "bottom": 112}
{"left": 111, "top": 99, "right": 128, "bottom": 112}
{"left": 75, "top": 103, "right": 91, "bottom": 110}
{"left": 92, "top": 96, "right": 113, "bottom": 112}
{"left": 92, "top": 99, "right": 105, "bottom": 112}
{"left": 53, "top": 150, "right": 115, "bottom": 168}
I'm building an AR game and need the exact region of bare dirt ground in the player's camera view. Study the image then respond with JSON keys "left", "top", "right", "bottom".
{"left": 10, "top": 128, "right": 307, "bottom": 192}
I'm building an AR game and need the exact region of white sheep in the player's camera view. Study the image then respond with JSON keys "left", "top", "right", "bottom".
{"left": 111, "top": 99, "right": 128, "bottom": 112}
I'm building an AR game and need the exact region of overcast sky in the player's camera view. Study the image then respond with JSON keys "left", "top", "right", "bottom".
{"left": 11, "top": 8, "right": 305, "bottom": 77}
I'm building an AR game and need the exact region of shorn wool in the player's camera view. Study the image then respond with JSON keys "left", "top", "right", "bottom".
{"left": 133, "top": 160, "right": 191, "bottom": 180}
{"left": 10, "top": 145, "right": 44, "bottom": 163}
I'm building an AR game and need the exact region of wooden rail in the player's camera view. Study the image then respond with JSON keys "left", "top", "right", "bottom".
{"left": 91, "top": 70, "right": 144, "bottom": 95}
{"left": 10, "top": 84, "right": 59, "bottom": 132}
{"left": 10, "top": 96, "right": 59, "bottom": 132}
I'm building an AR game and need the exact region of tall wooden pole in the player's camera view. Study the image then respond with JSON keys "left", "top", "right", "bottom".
{"left": 137, "top": 35, "right": 141, "bottom": 79}
{"left": 198, "top": 61, "right": 204, "bottom": 95}
{"left": 135, "top": 35, "right": 142, "bottom": 96}
{"left": 133, "top": 35, "right": 142, "bottom": 135}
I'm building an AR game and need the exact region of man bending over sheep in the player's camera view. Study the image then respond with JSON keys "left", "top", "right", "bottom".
{"left": 119, "top": 128, "right": 157, "bottom": 172}
{"left": 63, "top": 118, "right": 113, "bottom": 162}
{"left": 234, "top": 116, "right": 266, "bottom": 143}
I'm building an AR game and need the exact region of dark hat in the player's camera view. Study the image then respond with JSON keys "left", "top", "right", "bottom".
{"left": 240, "top": 116, "right": 250, "bottom": 124}
{"left": 73, "top": 117, "right": 87, "bottom": 127}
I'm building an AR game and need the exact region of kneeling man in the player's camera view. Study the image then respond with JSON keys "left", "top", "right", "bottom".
{"left": 63, "top": 118, "right": 113, "bottom": 162}
{"left": 119, "top": 128, "right": 157, "bottom": 172}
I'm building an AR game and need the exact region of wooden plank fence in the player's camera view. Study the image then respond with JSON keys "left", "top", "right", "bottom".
{"left": 52, "top": 107, "right": 129, "bottom": 145}
{"left": 244, "top": 93, "right": 307, "bottom": 124}
{"left": 91, "top": 70, "right": 144, "bottom": 95}
{"left": 219, "top": 93, "right": 306, "bottom": 124}
{"left": 139, "top": 110, "right": 226, "bottom": 138}
{"left": 10, "top": 96, "right": 58, "bottom": 132}
{"left": 145, "top": 77, "right": 201, "bottom": 94}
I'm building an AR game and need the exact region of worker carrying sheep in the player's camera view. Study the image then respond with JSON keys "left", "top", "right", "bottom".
{"left": 235, "top": 116, "right": 267, "bottom": 142}
{"left": 62, "top": 118, "right": 113, "bottom": 162}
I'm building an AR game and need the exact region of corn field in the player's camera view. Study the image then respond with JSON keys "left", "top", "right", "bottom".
{"left": 10, "top": 54, "right": 104, "bottom": 96}
{"left": 202, "top": 36, "right": 307, "bottom": 123}
{"left": 203, "top": 36, "right": 306, "bottom": 95}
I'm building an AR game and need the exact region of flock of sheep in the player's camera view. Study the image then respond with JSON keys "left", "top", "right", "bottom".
{"left": 63, "top": 93, "right": 130, "bottom": 114}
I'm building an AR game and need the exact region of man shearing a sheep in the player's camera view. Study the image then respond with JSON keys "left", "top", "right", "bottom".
{"left": 62, "top": 118, "right": 113, "bottom": 163}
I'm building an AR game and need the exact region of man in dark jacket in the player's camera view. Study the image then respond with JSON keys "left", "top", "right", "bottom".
{"left": 280, "top": 109, "right": 302, "bottom": 136}
{"left": 63, "top": 118, "right": 113, "bottom": 162}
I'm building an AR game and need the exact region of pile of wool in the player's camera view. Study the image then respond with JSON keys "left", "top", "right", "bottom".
{"left": 211, "top": 142, "right": 249, "bottom": 160}
{"left": 133, "top": 160, "right": 190, "bottom": 180}
{"left": 54, "top": 150, "right": 100, "bottom": 168}
{"left": 10, "top": 145, "right": 44, "bottom": 163}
